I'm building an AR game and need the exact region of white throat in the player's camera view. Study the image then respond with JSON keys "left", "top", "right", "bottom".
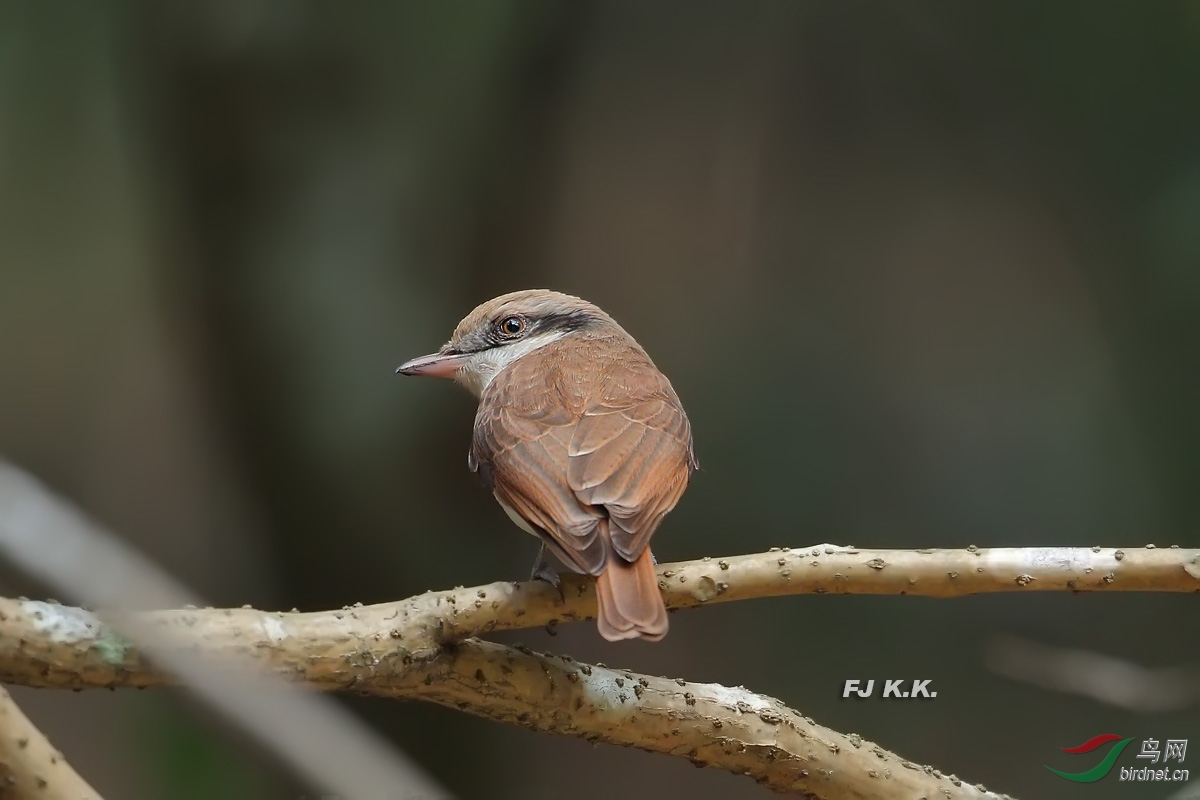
{"left": 453, "top": 331, "right": 569, "bottom": 397}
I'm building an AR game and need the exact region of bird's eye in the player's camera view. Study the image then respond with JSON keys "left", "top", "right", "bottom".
{"left": 498, "top": 316, "right": 526, "bottom": 336}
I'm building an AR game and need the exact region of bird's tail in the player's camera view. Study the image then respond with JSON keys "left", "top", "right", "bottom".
{"left": 595, "top": 545, "right": 668, "bottom": 642}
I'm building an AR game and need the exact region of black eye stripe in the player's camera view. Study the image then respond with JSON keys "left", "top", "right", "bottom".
{"left": 469, "top": 308, "right": 597, "bottom": 352}
{"left": 535, "top": 310, "right": 594, "bottom": 334}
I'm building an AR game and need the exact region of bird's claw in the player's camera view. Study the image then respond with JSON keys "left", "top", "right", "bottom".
{"left": 530, "top": 544, "right": 565, "bottom": 602}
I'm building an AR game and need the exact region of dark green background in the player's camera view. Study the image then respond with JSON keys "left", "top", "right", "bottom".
{"left": 1, "top": 2, "right": 1196, "bottom": 798}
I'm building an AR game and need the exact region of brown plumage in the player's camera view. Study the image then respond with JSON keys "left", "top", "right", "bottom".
{"left": 398, "top": 290, "right": 696, "bottom": 641}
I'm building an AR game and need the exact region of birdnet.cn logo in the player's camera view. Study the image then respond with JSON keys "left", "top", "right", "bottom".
{"left": 1045, "top": 734, "right": 1189, "bottom": 784}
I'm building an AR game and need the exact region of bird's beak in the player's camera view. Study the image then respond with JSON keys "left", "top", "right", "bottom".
{"left": 395, "top": 351, "right": 470, "bottom": 378}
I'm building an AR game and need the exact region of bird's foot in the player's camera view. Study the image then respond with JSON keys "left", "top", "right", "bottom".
{"left": 530, "top": 562, "right": 562, "bottom": 590}
{"left": 529, "top": 544, "right": 565, "bottom": 602}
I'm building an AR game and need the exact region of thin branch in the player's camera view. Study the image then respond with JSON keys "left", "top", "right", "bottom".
{"left": 0, "top": 686, "right": 102, "bottom": 800}
{"left": 444, "top": 542, "right": 1199, "bottom": 645}
{"left": 985, "top": 635, "right": 1200, "bottom": 713}
{"left": 0, "top": 601, "right": 1011, "bottom": 800}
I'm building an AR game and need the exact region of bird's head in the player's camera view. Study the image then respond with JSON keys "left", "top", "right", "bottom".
{"left": 396, "top": 289, "right": 609, "bottom": 396}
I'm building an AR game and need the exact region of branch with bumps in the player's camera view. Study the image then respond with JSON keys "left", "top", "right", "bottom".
{"left": 1, "top": 597, "right": 1009, "bottom": 800}
{"left": 1, "top": 544, "right": 1196, "bottom": 797}
{"left": 0, "top": 686, "right": 101, "bottom": 800}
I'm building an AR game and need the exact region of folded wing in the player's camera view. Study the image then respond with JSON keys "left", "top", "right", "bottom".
{"left": 470, "top": 338, "right": 695, "bottom": 573}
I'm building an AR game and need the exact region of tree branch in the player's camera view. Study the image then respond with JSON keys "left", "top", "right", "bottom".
{"left": 0, "top": 600, "right": 1012, "bottom": 799}
{"left": 2, "top": 544, "right": 1194, "bottom": 797}
{"left": 0, "top": 685, "right": 102, "bottom": 799}
{"left": 3, "top": 545, "right": 1193, "bottom": 688}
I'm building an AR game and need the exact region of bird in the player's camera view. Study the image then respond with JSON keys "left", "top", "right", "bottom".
{"left": 397, "top": 289, "right": 696, "bottom": 641}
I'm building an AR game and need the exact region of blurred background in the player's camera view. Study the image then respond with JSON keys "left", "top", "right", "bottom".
{"left": 1, "top": 2, "right": 1198, "bottom": 798}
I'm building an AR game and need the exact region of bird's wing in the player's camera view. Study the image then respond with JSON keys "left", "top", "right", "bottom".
{"left": 566, "top": 357, "right": 695, "bottom": 561}
{"left": 470, "top": 353, "right": 607, "bottom": 575}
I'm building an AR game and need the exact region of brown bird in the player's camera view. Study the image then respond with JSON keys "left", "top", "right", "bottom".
{"left": 397, "top": 290, "right": 696, "bottom": 641}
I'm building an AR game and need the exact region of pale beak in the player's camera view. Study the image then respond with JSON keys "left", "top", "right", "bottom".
{"left": 395, "top": 351, "right": 470, "bottom": 378}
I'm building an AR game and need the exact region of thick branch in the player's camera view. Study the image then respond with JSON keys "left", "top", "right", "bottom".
{"left": 0, "top": 601, "right": 1010, "bottom": 799}
{"left": 0, "top": 686, "right": 102, "bottom": 800}
{"left": 400, "top": 640, "right": 1011, "bottom": 799}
